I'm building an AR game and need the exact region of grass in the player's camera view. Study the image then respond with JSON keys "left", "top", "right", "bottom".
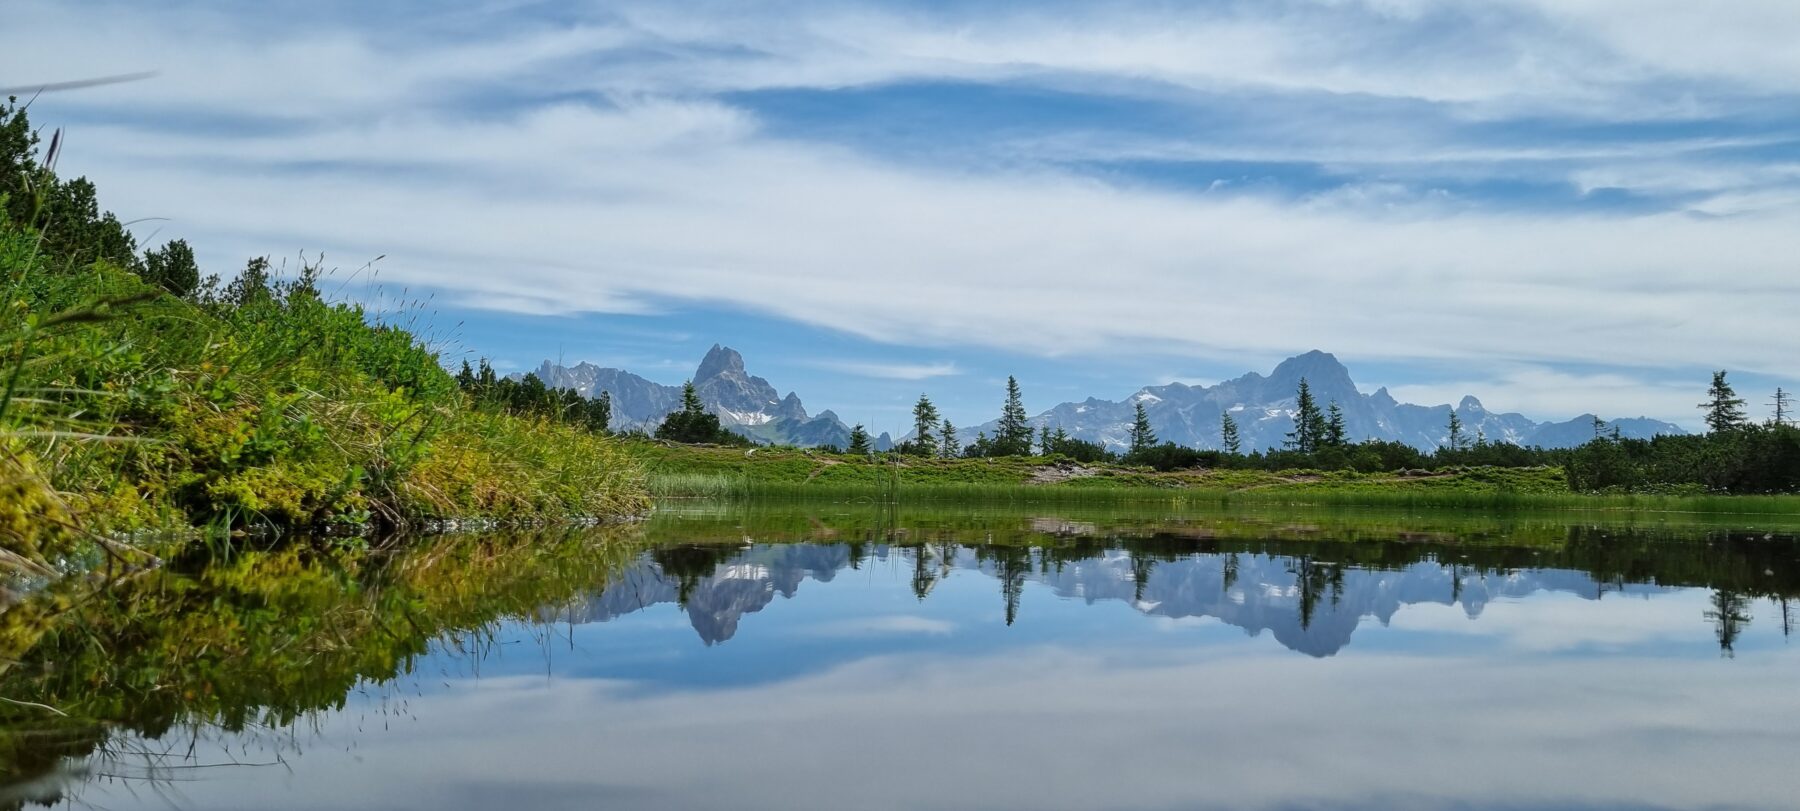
{"left": 631, "top": 442, "right": 1800, "bottom": 517}
{"left": 2, "top": 204, "right": 648, "bottom": 571}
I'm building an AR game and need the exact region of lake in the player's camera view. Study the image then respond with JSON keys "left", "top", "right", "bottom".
{"left": 5, "top": 501, "right": 1800, "bottom": 811}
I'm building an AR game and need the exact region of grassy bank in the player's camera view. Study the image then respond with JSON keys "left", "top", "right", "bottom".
{"left": 1, "top": 103, "right": 647, "bottom": 571}
{"left": 631, "top": 442, "right": 1800, "bottom": 516}
{"left": 3, "top": 236, "right": 648, "bottom": 564}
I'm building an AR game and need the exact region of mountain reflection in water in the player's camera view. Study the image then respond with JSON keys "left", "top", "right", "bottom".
{"left": 565, "top": 520, "right": 1798, "bottom": 658}
{"left": 6, "top": 507, "right": 1800, "bottom": 811}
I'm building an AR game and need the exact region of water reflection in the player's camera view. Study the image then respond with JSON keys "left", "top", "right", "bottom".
{"left": 4, "top": 507, "right": 1800, "bottom": 811}
{"left": 562, "top": 516, "right": 1800, "bottom": 659}
{"left": 567, "top": 543, "right": 1690, "bottom": 656}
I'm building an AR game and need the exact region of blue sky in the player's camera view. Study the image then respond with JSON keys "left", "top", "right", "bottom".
{"left": 8, "top": 0, "right": 1800, "bottom": 433}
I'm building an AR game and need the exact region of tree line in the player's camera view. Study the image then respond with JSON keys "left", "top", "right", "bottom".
{"left": 859, "top": 371, "right": 1798, "bottom": 495}
{"left": 463, "top": 352, "right": 1795, "bottom": 496}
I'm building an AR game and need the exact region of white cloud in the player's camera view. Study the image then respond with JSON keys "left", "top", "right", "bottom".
{"left": 802, "top": 615, "right": 957, "bottom": 636}
{"left": 9, "top": 0, "right": 1800, "bottom": 421}
{"left": 809, "top": 360, "right": 960, "bottom": 381}
{"left": 1384, "top": 366, "right": 1706, "bottom": 425}
{"left": 71, "top": 645, "right": 1800, "bottom": 811}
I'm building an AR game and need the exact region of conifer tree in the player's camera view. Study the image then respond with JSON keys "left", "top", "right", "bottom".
{"left": 1039, "top": 425, "right": 1052, "bottom": 456}
{"left": 589, "top": 391, "right": 612, "bottom": 433}
{"left": 1325, "top": 402, "right": 1347, "bottom": 448}
{"left": 939, "top": 419, "right": 958, "bottom": 459}
{"left": 656, "top": 381, "right": 734, "bottom": 444}
{"left": 1285, "top": 379, "right": 1326, "bottom": 454}
{"left": 1446, "top": 408, "right": 1464, "bottom": 452}
{"left": 144, "top": 238, "right": 201, "bottom": 298}
{"left": 996, "top": 376, "right": 1032, "bottom": 456}
{"left": 1701, "top": 371, "right": 1747, "bottom": 434}
{"left": 909, "top": 394, "right": 940, "bottom": 455}
{"left": 1128, "top": 400, "right": 1156, "bottom": 455}
{"left": 1220, "top": 411, "right": 1241, "bottom": 455}
{"left": 847, "top": 424, "right": 872, "bottom": 456}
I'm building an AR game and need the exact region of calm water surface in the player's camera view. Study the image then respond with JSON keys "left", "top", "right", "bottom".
{"left": 6, "top": 503, "right": 1800, "bottom": 811}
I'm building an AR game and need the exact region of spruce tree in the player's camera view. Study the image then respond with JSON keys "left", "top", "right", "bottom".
{"left": 1284, "top": 379, "right": 1325, "bottom": 454}
{"left": 847, "top": 424, "right": 872, "bottom": 456}
{"left": 143, "top": 238, "right": 201, "bottom": 298}
{"left": 1128, "top": 400, "right": 1156, "bottom": 455}
{"left": 1325, "top": 402, "right": 1347, "bottom": 448}
{"left": 1220, "top": 411, "right": 1241, "bottom": 455}
{"left": 996, "top": 376, "right": 1032, "bottom": 456}
{"left": 1039, "top": 425, "right": 1052, "bottom": 456}
{"left": 909, "top": 394, "right": 940, "bottom": 455}
{"left": 939, "top": 419, "right": 958, "bottom": 459}
{"left": 590, "top": 391, "right": 612, "bottom": 433}
{"left": 656, "top": 381, "right": 732, "bottom": 444}
{"left": 1446, "top": 408, "right": 1464, "bottom": 452}
{"left": 1701, "top": 371, "right": 1747, "bottom": 434}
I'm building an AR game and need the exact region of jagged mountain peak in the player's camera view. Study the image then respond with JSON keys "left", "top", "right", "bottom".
{"left": 1458, "top": 395, "right": 1486, "bottom": 412}
{"left": 527, "top": 345, "right": 850, "bottom": 447}
{"left": 1269, "top": 350, "right": 1355, "bottom": 392}
{"left": 695, "top": 344, "right": 747, "bottom": 382}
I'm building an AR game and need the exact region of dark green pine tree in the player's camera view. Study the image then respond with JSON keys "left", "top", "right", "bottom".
{"left": 1039, "top": 425, "right": 1052, "bottom": 456}
{"left": 939, "top": 419, "right": 958, "bottom": 459}
{"left": 143, "top": 238, "right": 201, "bottom": 298}
{"left": 585, "top": 391, "right": 612, "bottom": 433}
{"left": 1285, "top": 379, "right": 1325, "bottom": 454}
{"left": 1220, "top": 411, "right": 1241, "bottom": 455}
{"left": 847, "top": 424, "right": 873, "bottom": 456}
{"left": 1325, "top": 402, "right": 1347, "bottom": 448}
{"left": 1446, "top": 407, "right": 1465, "bottom": 452}
{"left": 995, "top": 376, "right": 1032, "bottom": 456}
{"left": 656, "top": 381, "right": 731, "bottom": 444}
{"left": 1701, "top": 370, "right": 1747, "bottom": 434}
{"left": 909, "top": 394, "right": 940, "bottom": 455}
{"left": 1128, "top": 400, "right": 1156, "bottom": 455}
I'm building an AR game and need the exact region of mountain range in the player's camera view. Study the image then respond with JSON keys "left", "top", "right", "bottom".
{"left": 524, "top": 346, "right": 1682, "bottom": 452}
{"left": 965, "top": 349, "right": 1683, "bottom": 451}
{"left": 526, "top": 345, "right": 870, "bottom": 449}
{"left": 556, "top": 542, "right": 1669, "bottom": 654}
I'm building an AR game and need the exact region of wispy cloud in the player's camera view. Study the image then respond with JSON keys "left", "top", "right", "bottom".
{"left": 9, "top": 0, "right": 1800, "bottom": 421}
{"left": 1383, "top": 366, "right": 1706, "bottom": 426}
{"left": 810, "top": 360, "right": 961, "bottom": 381}
{"left": 803, "top": 615, "right": 957, "bottom": 637}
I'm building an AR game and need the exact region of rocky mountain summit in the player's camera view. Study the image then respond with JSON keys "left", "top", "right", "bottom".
{"left": 528, "top": 345, "right": 855, "bottom": 447}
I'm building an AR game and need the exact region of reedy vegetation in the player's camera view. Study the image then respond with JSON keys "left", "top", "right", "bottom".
{"left": 0, "top": 99, "right": 646, "bottom": 570}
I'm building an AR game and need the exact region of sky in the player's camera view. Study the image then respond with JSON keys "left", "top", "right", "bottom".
{"left": 7, "top": 0, "right": 1800, "bottom": 435}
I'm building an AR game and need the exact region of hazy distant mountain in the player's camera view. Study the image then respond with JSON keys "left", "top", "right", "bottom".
{"left": 529, "top": 346, "right": 1682, "bottom": 451}
{"left": 528, "top": 345, "right": 854, "bottom": 447}
{"left": 965, "top": 350, "right": 1685, "bottom": 451}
